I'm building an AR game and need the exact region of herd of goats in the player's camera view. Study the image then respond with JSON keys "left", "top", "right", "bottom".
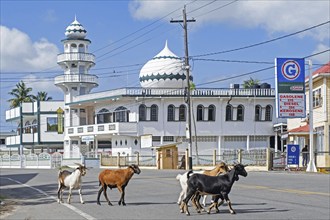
{"left": 57, "top": 162, "right": 248, "bottom": 216}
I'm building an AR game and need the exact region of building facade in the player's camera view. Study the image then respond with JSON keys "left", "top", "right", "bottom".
{"left": 52, "top": 18, "right": 285, "bottom": 159}
{"left": 5, "top": 100, "right": 65, "bottom": 153}
{"left": 287, "top": 62, "right": 330, "bottom": 168}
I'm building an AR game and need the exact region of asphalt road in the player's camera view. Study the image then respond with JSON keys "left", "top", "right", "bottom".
{"left": 0, "top": 167, "right": 329, "bottom": 220}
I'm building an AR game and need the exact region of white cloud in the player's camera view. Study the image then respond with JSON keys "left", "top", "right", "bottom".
{"left": 129, "top": 0, "right": 330, "bottom": 40}
{"left": 0, "top": 25, "right": 59, "bottom": 72}
{"left": 311, "top": 43, "right": 330, "bottom": 64}
{"left": 22, "top": 74, "right": 62, "bottom": 95}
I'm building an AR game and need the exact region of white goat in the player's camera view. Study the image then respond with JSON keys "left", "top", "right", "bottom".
{"left": 176, "top": 162, "right": 229, "bottom": 207}
{"left": 57, "top": 163, "right": 87, "bottom": 204}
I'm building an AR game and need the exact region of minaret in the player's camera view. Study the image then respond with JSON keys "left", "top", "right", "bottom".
{"left": 55, "top": 17, "right": 98, "bottom": 100}
{"left": 55, "top": 17, "right": 98, "bottom": 158}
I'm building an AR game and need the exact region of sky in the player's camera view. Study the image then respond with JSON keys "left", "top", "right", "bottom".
{"left": 1, "top": 0, "right": 330, "bottom": 132}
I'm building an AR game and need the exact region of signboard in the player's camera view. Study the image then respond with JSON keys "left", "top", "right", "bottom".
{"left": 82, "top": 135, "right": 94, "bottom": 143}
{"left": 57, "top": 107, "right": 64, "bottom": 134}
{"left": 275, "top": 58, "right": 306, "bottom": 118}
{"left": 141, "top": 134, "right": 152, "bottom": 148}
{"left": 287, "top": 144, "right": 300, "bottom": 165}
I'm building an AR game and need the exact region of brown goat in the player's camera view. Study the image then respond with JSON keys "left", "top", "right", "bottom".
{"left": 97, "top": 164, "right": 141, "bottom": 206}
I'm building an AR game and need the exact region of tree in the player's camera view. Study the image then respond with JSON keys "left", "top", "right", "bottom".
{"left": 34, "top": 91, "right": 53, "bottom": 101}
{"left": 243, "top": 77, "right": 260, "bottom": 88}
{"left": 8, "top": 81, "right": 34, "bottom": 108}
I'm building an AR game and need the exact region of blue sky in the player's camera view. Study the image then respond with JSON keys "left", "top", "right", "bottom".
{"left": 1, "top": 0, "right": 329, "bottom": 132}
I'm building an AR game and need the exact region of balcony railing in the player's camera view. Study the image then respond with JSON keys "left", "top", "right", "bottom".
{"left": 72, "top": 87, "right": 275, "bottom": 103}
{"left": 57, "top": 52, "right": 95, "bottom": 64}
{"left": 54, "top": 74, "right": 98, "bottom": 85}
{"left": 66, "top": 122, "right": 138, "bottom": 137}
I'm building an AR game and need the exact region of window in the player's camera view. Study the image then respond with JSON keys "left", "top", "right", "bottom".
{"left": 150, "top": 104, "right": 158, "bottom": 121}
{"left": 179, "top": 104, "right": 186, "bottom": 121}
{"left": 208, "top": 105, "right": 216, "bottom": 121}
{"left": 168, "top": 105, "right": 175, "bottom": 121}
{"left": 114, "top": 106, "right": 129, "bottom": 122}
{"left": 225, "top": 104, "right": 233, "bottom": 121}
{"left": 24, "top": 121, "right": 31, "bottom": 133}
{"left": 255, "top": 105, "right": 262, "bottom": 121}
{"left": 265, "top": 105, "right": 272, "bottom": 121}
{"left": 0, "top": 139, "right": 5, "bottom": 145}
{"left": 237, "top": 105, "right": 244, "bottom": 121}
{"left": 163, "top": 136, "right": 174, "bottom": 142}
{"left": 47, "top": 117, "right": 58, "bottom": 132}
{"left": 197, "top": 105, "right": 204, "bottom": 121}
{"left": 97, "top": 108, "right": 112, "bottom": 124}
{"left": 139, "top": 104, "right": 146, "bottom": 121}
{"left": 32, "top": 119, "right": 38, "bottom": 133}
{"left": 313, "top": 88, "right": 322, "bottom": 108}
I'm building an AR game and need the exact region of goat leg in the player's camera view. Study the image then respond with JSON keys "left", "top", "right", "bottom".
{"left": 224, "top": 194, "right": 235, "bottom": 214}
{"left": 78, "top": 188, "right": 84, "bottom": 204}
{"left": 97, "top": 187, "right": 103, "bottom": 205}
{"left": 67, "top": 187, "right": 72, "bottom": 204}
{"left": 104, "top": 186, "right": 113, "bottom": 206}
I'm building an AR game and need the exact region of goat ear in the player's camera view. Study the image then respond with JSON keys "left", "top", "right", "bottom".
{"left": 243, "top": 164, "right": 248, "bottom": 167}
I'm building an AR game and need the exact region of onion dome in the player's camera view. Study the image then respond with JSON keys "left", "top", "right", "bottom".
{"left": 65, "top": 16, "right": 87, "bottom": 39}
{"left": 139, "top": 41, "right": 189, "bottom": 88}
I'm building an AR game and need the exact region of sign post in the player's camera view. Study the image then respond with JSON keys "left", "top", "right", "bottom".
{"left": 275, "top": 58, "right": 306, "bottom": 118}
{"left": 287, "top": 144, "right": 300, "bottom": 167}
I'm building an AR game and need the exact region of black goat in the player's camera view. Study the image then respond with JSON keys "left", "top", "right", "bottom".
{"left": 180, "top": 163, "right": 248, "bottom": 216}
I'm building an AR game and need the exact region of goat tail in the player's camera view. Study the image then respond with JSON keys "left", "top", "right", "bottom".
{"left": 187, "top": 170, "right": 194, "bottom": 180}
{"left": 176, "top": 174, "right": 182, "bottom": 181}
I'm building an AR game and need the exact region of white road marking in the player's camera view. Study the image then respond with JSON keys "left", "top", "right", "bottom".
{"left": 1, "top": 177, "right": 96, "bottom": 220}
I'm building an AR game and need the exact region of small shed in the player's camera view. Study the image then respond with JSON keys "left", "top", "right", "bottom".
{"left": 154, "top": 143, "right": 181, "bottom": 169}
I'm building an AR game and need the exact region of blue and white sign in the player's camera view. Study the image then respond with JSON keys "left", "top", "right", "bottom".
{"left": 287, "top": 144, "right": 300, "bottom": 165}
{"left": 275, "top": 58, "right": 306, "bottom": 118}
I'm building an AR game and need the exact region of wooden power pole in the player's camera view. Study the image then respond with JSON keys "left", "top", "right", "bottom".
{"left": 170, "top": 5, "right": 195, "bottom": 170}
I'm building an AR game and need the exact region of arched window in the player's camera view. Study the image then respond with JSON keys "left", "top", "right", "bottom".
{"left": 167, "top": 105, "right": 175, "bottom": 121}
{"left": 24, "top": 121, "right": 31, "bottom": 133}
{"left": 139, "top": 104, "right": 146, "bottom": 121}
{"left": 114, "top": 106, "right": 129, "bottom": 122}
{"left": 32, "top": 119, "right": 38, "bottom": 133}
{"left": 70, "top": 43, "right": 77, "bottom": 52}
{"left": 197, "top": 105, "right": 204, "bottom": 121}
{"left": 97, "top": 108, "right": 112, "bottom": 124}
{"left": 265, "top": 105, "right": 272, "bottom": 121}
{"left": 179, "top": 104, "right": 186, "bottom": 121}
{"left": 237, "top": 105, "right": 244, "bottom": 121}
{"left": 78, "top": 44, "right": 85, "bottom": 53}
{"left": 208, "top": 105, "right": 216, "bottom": 121}
{"left": 225, "top": 104, "right": 233, "bottom": 121}
{"left": 255, "top": 105, "right": 262, "bottom": 121}
{"left": 150, "top": 104, "right": 158, "bottom": 121}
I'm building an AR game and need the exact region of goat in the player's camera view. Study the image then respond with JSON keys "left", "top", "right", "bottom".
{"left": 57, "top": 163, "right": 87, "bottom": 204}
{"left": 97, "top": 164, "right": 141, "bottom": 206}
{"left": 176, "top": 162, "right": 229, "bottom": 206}
{"left": 180, "top": 163, "right": 247, "bottom": 216}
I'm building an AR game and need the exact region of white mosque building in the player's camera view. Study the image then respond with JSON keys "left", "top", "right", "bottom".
{"left": 6, "top": 18, "right": 286, "bottom": 158}
{"left": 53, "top": 18, "right": 287, "bottom": 158}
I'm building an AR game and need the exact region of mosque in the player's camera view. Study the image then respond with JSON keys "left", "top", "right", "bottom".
{"left": 6, "top": 18, "right": 286, "bottom": 158}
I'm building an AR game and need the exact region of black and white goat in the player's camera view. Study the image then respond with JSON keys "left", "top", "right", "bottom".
{"left": 180, "top": 163, "right": 248, "bottom": 216}
{"left": 57, "top": 163, "right": 87, "bottom": 204}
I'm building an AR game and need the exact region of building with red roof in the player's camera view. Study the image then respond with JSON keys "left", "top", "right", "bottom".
{"left": 287, "top": 61, "right": 330, "bottom": 169}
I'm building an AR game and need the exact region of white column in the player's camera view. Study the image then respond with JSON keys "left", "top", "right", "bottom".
{"left": 275, "top": 132, "right": 278, "bottom": 152}
{"left": 247, "top": 135, "right": 250, "bottom": 151}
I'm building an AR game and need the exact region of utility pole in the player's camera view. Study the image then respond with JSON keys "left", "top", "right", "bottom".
{"left": 170, "top": 5, "right": 195, "bottom": 170}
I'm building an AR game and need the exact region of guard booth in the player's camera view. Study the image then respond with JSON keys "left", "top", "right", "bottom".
{"left": 154, "top": 143, "right": 180, "bottom": 169}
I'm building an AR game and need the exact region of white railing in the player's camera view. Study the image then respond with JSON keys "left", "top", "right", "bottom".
{"left": 72, "top": 87, "right": 275, "bottom": 104}
{"left": 54, "top": 74, "right": 98, "bottom": 85}
{"left": 57, "top": 52, "right": 95, "bottom": 63}
{"left": 67, "top": 122, "right": 138, "bottom": 137}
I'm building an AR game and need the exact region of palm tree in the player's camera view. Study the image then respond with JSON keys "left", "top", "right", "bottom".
{"left": 34, "top": 91, "right": 53, "bottom": 101}
{"left": 243, "top": 77, "right": 260, "bottom": 88}
{"left": 8, "top": 81, "right": 34, "bottom": 108}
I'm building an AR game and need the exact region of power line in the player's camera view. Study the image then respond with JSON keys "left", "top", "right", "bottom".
{"left": 192, "top": 20, "right": 330, "bottom": 58}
